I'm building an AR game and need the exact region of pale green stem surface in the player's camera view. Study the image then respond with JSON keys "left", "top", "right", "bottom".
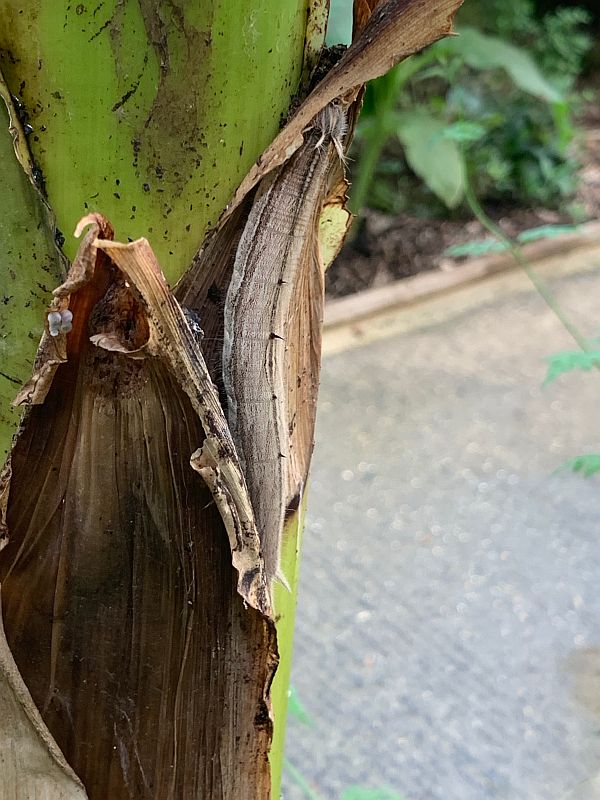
{"left": 270, "top": 495, "right": 308, "bottom": 798}
{"left": 0, "top": 0, "right": 309, "bottom": 279}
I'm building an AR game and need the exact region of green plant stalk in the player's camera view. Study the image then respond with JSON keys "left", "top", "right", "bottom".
{"left": 350, "top": 53, "right": 434, "bottom": 217}
{"left": 0, "top": 1, "right": 310, "bottom": 280}
{"left": 463, "top": 170, "right": 590, "bottom": 353}
{"left": 350, "top": 125, "right": 390, "bottom": 217}
{"left": 270, "top": 494, "right": 307, "bottom": 799}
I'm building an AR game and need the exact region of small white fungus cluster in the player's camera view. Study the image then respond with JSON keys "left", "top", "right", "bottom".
{"left": 47, "top": 309, "right": 73, "bottom": 337}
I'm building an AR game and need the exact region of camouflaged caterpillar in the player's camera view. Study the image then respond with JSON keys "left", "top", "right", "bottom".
{"left": 223, "top": 101, "right": 347, "bottom": 588}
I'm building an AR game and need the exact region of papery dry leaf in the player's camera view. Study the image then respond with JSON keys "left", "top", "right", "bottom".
{"left": 14, "top": 218, "right": 114, "bottom": 407}
{"left": 178, "top": 0, "right": 464, "bottom": 590}
{"left": 285, "top": 157, "right": 351, "bottom": 494}
{"left": 14, "top": 213, "right": 269, "bottom": 616}
{"left": 353, "top": 0, "right": 382, "bottom": 36}
{"left": 92, "top": 231, "right": 271, "bottom": 616}
{"left": 177, "top": 131, "right": 350, "bottom": 593}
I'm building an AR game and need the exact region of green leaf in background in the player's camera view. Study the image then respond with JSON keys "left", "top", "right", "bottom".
{"left": 558, "top": 455, "right": 600, "bottom": 478}
{"left": 441, "top": 27, "right": 563, "bottom": 104}
{"left": 395, "top": 110, "right": 466, "bottom": 208}
{"left": 445, "top": 224, "right": 580, "bottom": 259}
{"left": 341, "top": 787, "right": 406, "bottom": 800}
{"left": 441, "top": 120, "right": 487, "bottom": 144}
{"left": 445, "top": 239, "right": 506, "bottom": 258}
{"left": 544, "top": 351, "right": 600, "bottom": 384}
{"left": 287, "top": 684, "right": 314, "bottom": 726}
{"left": 519, "top": 224, "right": 579, "bottom": 243}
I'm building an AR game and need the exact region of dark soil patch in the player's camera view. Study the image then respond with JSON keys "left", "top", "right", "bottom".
{"left": 327, "top": 95, "right": 600, "bottom": 299}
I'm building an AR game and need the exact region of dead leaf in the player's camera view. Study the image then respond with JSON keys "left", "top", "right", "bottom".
{"left": 353, "top": 0, "right": 383, "bottom": 36}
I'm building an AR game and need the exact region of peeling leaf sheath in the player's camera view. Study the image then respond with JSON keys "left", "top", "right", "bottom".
{"left": 94, "top": 233, "right": 271, "bottom": 616}
{"left": 11, "top": 213, "right": 271, "bottom": 618}
{"left": 1, "top": 255, "right": 276, "bottom": 797}
{"left": 11, "top": 218, "right": 114, "bottom": 407}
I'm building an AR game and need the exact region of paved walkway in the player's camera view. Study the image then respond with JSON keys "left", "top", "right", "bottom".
{"left": 283, "top": 248, "right": 600, "bottom": 800}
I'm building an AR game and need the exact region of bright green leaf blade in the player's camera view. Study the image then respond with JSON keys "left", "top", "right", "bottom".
{"left": 447, "top": 27, "right": 562, "bottom": 104}
{"left": 395, "top": 110, "right": 465, "bottom": 208}
{"left": 558, "top": 455, "right": 600, "bottom": 478}
{"left": 544, "top": 350, "right": 600, "bottom": 384}
{"left": 341, "top": 787, "right": 406, "bottom": 800}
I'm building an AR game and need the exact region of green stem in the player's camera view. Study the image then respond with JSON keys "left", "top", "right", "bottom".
{"left": 463, "top": 172, "right": 590, "bottom": 353}
{"left": 350, "top": 51, "right": 440, "bottom": 219}
{"left": 283, "top": 758, "right": 326, "bottom": 800}
{"left": 350, "top": 125, "right": 389, "bottom": 216}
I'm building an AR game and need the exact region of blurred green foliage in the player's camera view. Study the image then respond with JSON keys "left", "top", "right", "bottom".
{"left": 462, "top": 0, "right": 592, "bottom": 90}
{"left": 341, "top": 790, "right": 405, "bottom": 800}
{"left": 544, "top": 350, "right": 600, "bottom": 384}
{"left": 342, "top": 1, "right": 592, "bottom": 217}
{"left": 287, "top": 684, "right": 314, "bottom": 726}
{"left": 444, "top": 223, "right": 579, "bottom": 257}
{"left": 559, "top": 454, "right": 600, "bottom": 477}
{"left": 544, "top": 344, "right": 600, "bottom": 481}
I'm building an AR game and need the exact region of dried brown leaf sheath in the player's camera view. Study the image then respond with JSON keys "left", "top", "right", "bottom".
{"left": 0, "top": 215, "right": 276, "bottom": 799}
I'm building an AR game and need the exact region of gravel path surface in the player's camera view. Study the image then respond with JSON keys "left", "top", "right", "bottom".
{"left": 283, "top": 255, "right": 600, "bottom": 800}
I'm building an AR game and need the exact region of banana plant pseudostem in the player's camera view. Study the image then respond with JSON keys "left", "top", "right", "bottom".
{"left": 0, "top": 1, "right": 462, "bottom": 798}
